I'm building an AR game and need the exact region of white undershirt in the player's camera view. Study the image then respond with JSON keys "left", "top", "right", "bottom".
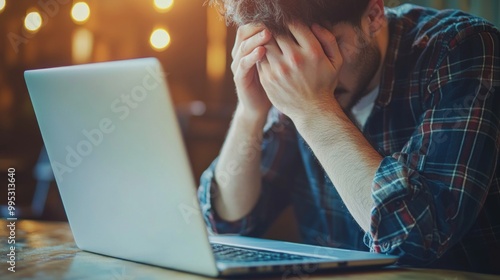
{"left": 351, "top": 87, "right": 379, "bottom": 130}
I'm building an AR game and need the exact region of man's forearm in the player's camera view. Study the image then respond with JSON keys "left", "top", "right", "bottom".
{"left": 293, "top": 99, "right": 382, "bottom": 232}
{"left": 214, "top": 105, "right": 267, "bottom": 222}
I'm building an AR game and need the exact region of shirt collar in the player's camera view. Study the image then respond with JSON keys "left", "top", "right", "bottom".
{"left": 376, "top": 9, "right": 404, "bottom": 108}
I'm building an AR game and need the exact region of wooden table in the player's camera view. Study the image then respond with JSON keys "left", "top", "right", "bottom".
{"left": 1, "top": 219, "right": 498, "bottom": 279}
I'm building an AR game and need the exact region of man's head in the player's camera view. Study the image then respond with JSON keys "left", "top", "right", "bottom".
{"left": 209, "top": 0, "right": 370, "bottom": 35}
{"left": 211, "top": 0, "right": 388, "bottom": 112}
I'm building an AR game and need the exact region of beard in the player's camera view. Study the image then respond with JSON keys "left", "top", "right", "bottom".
{"left": 345, "top": 32, "right": 382, "bottom": 112}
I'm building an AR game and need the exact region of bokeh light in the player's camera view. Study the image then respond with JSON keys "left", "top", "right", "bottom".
{"left": 0, "top": 0, "right": 6, "bottom": 13}
{"left": 154, "top": 0, "right": 174, "bottom": 12}
{"left": 24, "top": 11, "right": 43, "bottom": 32}
{"left": 71, "top": 2, "right": 90, "bottom": 24}
{"left": 150, "top": 28, "right": 171, "bottom": 51}
{"left": 206, "top": 7, "right": 227, "bottom": 82}
{"left": 72, "top": 28, "right": 94, "bottom": 64}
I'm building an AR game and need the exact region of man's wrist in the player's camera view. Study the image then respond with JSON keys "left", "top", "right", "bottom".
{"left": 233, "top": 104, "right": 269, "bottom": 129}
{"left": 292, "top": 97, "right": 346, "bottom": 133}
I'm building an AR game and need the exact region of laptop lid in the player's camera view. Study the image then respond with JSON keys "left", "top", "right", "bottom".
{"left": 25, "top": 58, "right": 219, "bottom": 277}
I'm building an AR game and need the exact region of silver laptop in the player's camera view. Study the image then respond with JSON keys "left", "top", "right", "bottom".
{"left": 24, "top": 58, "right": 397, "bottom": 277}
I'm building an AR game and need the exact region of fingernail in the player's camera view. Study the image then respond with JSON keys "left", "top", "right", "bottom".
{"left": 260, "top": 30, "right": 267, "bottom": 37}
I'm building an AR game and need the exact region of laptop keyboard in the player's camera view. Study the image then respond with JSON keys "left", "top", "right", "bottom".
{"left": 211, "top": 243, "right": 323, "bottom": 263}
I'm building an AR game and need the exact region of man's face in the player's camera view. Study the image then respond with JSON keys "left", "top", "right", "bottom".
{"left": 329, "top": 22, "right": 382, "bottom": 112}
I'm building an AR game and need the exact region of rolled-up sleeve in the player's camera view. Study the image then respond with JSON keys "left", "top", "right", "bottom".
{"left": 365, "top": 30, "right": 500, "bottom": 265}
{"left": 198, "top": 109, "right": 303, "bottom": 236}
{"left": 198, "top": 158, "right": 249, "bottom": 234}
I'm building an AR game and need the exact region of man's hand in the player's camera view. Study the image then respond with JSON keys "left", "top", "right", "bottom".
{"left": 232, "top": 24, "right": 273, "bottom": 121}
{"left": 212, "top": 25, "right": 274, "bottom": 222}
{"left": 257, "top": 23, "right": 343, "bottom": 123}
{"left": 258, "top": 23, "right": 378, "bottom": 232}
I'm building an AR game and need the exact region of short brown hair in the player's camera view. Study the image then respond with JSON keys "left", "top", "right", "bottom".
{"left": 208, "top": 0, "right": 370, "bottom": 35}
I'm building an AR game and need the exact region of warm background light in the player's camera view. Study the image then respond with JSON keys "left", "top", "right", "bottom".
{"left": 150, "top": 28, "right": 171, "bottom": 51}
{"left": 206, "top": 8, "right": 227, "bottom": 82}
{"left": 24, "top": 11, "right": 43, "bottom": 32}
{"left": 71, "top": 2, "right": 90, "bottom": 24}
{"left": 154, "top": 0, "right": 174, "bottom": 12}
{"left": 72, "top": 28, "right": 94, "bottom": 64}
{"left": 0, "top": 0, "right": 6, "bottom": 13}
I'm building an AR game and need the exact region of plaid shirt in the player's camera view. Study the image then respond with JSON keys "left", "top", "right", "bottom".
{"left": 198, "top": 4, "right": 500, "bottom": 274}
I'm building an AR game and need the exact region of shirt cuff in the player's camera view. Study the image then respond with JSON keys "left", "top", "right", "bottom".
{"left": 365, "top": 155, "right": 424, "bottom": 254}
{"left": 198, "top": 159, "right": 252, "bottom": 235}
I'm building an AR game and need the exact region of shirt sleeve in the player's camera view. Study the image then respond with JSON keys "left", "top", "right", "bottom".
{"left": 365, "top": 30, "right": 500, "bottom": 265}
{"left": 197, "top": 108, "right": 303, "bottom": 236}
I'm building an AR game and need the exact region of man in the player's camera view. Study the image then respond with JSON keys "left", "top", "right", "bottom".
{"left": 198, "top": 0, "right": 500, "bottom": 273}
